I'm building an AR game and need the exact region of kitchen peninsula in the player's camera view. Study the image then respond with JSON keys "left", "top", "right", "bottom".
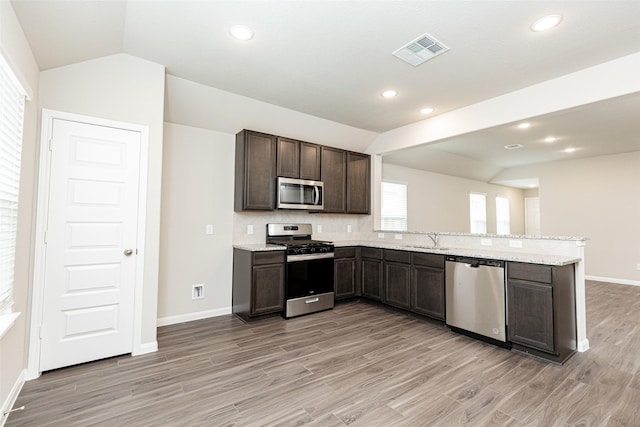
{"left": 233, "top": 230, "right": 587, "bottom": 364}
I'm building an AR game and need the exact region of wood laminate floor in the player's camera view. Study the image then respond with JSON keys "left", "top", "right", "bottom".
{"left": 7, "top": 280, "right": 640, "bottom": 426}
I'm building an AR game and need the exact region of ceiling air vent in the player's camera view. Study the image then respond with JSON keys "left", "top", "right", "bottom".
{"left": 504, "top": 144, "right": 525, "bottom": 150}
{"left": 393, "top": 33, "right": 450, "bottom": 66}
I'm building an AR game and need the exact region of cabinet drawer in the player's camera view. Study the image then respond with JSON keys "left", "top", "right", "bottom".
{"left": 361, "top": 247, "right": 383, "bottom": 259}
{"left": 412, "top": 252, "right": 445, "bottom": 269}
{"left": 384, "top": 249, "right": 411, "bottom": 264}
{"left": 253, "top": 251, "right": 286, "bottom": 265}
{"left": 335, "top": 247, "right": 356, "bottom": 258}
{"left": 508, "top": 262, "right": 552, "bottom": 284}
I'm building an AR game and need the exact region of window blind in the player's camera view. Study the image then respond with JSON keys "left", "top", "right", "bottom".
{"left": 381, "top": 181, "right": 407, "bottom": 231}
{"left": 496, "top": 196, "right": 510, "bottom": 235}
{"left": 469, "top": 193, "right": 487, "bottom": 234}
{"left": 0, "top": 53, "right": 25, "bottom": 312}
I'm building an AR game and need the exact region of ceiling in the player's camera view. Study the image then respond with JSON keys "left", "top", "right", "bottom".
{"left": 10, "top": 0, "right": 640, "bottom": 183}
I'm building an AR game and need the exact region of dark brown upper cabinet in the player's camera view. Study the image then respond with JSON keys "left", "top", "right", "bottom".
{"left": 346, "top": 152, "right": 370, "bottom": 214}
{"left": 234, "top": 130, "right": 277, "bottom": 211}
{"left": 277, "top": 137, "right": 321, "bottom": 181}
{"left": 320, "top": 146, "right": 347, "bottom": 213}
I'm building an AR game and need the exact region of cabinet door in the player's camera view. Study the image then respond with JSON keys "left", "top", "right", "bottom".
{"left": 335, "top": 258, "right": 356, "bottom": 299}
{"left": 385, "top": 261, "right": 411, "bottom": 310}
{"left": 321, "top": 147, "right": 346, "bottom": 213}
{"left": 411, "top": 264, "right": 445, "bottom": 320}
{"left": 300, "top": 142, "right": 321, "bottom": 181}
{"left": 236, "top": 131, "right": 276, "bottom": 210}
{"left": 251, "top": 264, "right": 284, "bottom": 315}
{"left": 507, "top": 279, "right": 555, "bottom": 352}
{"left": 362, "top": 258, "right": 383, "bottom": 301}
{"left": 276, "top": 137, "right": 300, "bottom": 178}
{"left": 346, "top": 152, "right": 370, "bottom": 214}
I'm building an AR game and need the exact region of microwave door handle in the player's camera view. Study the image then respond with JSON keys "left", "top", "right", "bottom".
{"left": 314, "top": 186, "right": 319, "bottom": 205}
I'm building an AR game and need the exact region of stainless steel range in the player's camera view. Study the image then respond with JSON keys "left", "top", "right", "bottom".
{"left": 266, "top": 223, "right": 334, "bottom": 318}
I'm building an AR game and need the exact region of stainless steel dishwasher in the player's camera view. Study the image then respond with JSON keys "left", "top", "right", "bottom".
{"left": 445, "top": 256, "right": 507, "bottom": 344}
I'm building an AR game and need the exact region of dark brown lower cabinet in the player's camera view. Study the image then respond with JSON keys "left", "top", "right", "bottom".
{"left": 507, "top": 262, "right": 576, "bottom": 363}
{"left": 410, "top": 252, "right": 445, "bottom": 320}
{"left": 233, "top": 248, "right": 285, "bottom": 321}
{"left": 361, "top": 248, "right": 383, "bottom": 301}
{"left": 384, "top": 250, "right": 411, "bottom": 310}
{"left": 334, "top": 247, "right": 359, "bottom": 300}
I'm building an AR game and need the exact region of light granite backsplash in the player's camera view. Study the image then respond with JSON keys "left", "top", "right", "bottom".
{"left": 233, "top": 212, "right": 373, "bottom": 244}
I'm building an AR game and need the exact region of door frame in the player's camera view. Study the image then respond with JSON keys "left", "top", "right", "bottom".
{"left": 27, "top": 109, "right": 150, "bottom": 379}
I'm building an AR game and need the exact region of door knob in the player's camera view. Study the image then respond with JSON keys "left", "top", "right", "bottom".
{"left": 124, "top": 249, "right": 134, "bottom": 256}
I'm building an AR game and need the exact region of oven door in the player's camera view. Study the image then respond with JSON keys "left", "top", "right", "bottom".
{"left": 285, "top": 255, "right": 334, "bottom": 318}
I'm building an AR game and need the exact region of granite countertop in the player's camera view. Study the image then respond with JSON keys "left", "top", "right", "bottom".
{"left": 233, "top": 240, "right": 580, "bottom": 266}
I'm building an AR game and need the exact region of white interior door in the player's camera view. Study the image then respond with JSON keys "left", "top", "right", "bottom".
{"left": 40, "top": 118, "right": 142, "bottom": 371}
{"left": 525, "top": 197, "right": 541, "bottom": 236}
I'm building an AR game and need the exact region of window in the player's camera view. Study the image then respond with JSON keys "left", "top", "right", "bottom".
{"left": 0, "top": 54, "right": 26, "bottom": 314}
{"left": 496, "top": 196, "right": 510, "bottom": 235}
{"left": 381, "top": 181, "right": 407, "bottom": 231}
{"left": 469, "top": 193, "right": 486, "bottom": 234}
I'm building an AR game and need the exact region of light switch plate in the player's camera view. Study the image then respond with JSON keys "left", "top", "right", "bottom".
{"left": 378, "top": 233, "right": 385, "bottom": 239}
{"left": 317, "top": 224, "right": 322, "bottom": 233}
{"left": 395, "top": 234, "right": 403, "bottom": 240}
{"left": 509, "top": 240, "right": 523, "bottom": 248}
{"left": 247, "top": 225, "right": 254, "bottom": 235}
{"left": 347, "top": 225, "right": 352, "bottom": 233}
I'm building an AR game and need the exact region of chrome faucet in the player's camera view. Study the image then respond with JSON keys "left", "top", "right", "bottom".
{"left": 427, "top": 232, "right": 439, "bottom": 248}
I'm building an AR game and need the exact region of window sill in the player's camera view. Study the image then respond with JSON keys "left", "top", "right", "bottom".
{"left": 0, "top": 312, "right": 21, "bottom": 340}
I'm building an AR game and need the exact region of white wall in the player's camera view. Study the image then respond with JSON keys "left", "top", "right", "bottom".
{"left": 382, "top": 163, "right": 525, "bottom": 235}
{"left": 39, "top": 53, "right": 165, "bottom": 345}
{"left": 493, "top": 151, "right": 640, "bottom": 284}
{"left": 0, "top": 0, "right": 39, "bottom": 419}
{"left": 158, "top": 123, "right": 235, "bottom": 323}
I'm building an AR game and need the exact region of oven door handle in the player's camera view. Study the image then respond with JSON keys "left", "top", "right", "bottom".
{"left": 287, "top": 252, "right": 334, "bottom": 262}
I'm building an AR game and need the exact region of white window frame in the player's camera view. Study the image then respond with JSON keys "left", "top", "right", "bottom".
{"left": 0, "top": 52, "right": 26, "bottom": 317}
{"left": 381, "top": 180, "right": 408, "bottom": 231}
{"left": 496, "top": 196, "right": 510, "bottom": 235}
{"left": 469, "top": 192, "right": 487, "bottom": 234}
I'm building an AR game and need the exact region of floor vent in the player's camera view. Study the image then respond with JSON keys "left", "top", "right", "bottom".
{"left": 392, "top": 33, "right": 449, "bottom": 66}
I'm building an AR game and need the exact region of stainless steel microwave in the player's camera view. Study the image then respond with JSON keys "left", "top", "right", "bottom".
{"left": 276, "top": 177, "right": 324, "bottom": 210}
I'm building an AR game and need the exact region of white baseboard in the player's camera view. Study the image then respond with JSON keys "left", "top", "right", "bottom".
{"left": 1, "top": 369, "right": 25, "bottom": 427}
{"left": 156, "top": 307, "right": 232, "bottom": 327}
{"left": 585, "top": 275, "right": 640, "bottom": 287}
{"left": 133, "top": 341, "right": 158, "bottom": 356}
{"left": 577, "top": 338, "right": 590, "bottom": 352}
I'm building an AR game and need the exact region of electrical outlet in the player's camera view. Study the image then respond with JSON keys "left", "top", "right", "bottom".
{"left": 192, "top": 284, "right": 204, "bottom": 300}
{"left": 247, "top": 225, "right": 254, "bottom": 234}
{"left": 206, "top": 224, "right": 213, "bottom": 235}
{"left": 347, "top": 224, "right": 352, "bottom": 233}
{"left": 509, "top": 240, "right": 523, "bottom": 248}
{"left": 378, "top": 233, "right": 385, "bottom": 239}
{"left": 481, "top": 238, "right": 492, "bottom": 246}
{"left": 395, "top": 234, "right": 403, "bottom": 240}
{"left": 636, "top": 263, "right": 640, "bottom": 271}
{"left": 317, "top": 224, "right": 322, "bottom": 233}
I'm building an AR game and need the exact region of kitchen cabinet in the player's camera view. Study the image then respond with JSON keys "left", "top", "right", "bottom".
{"left": 346, "top": 152, "right": 370, "bottom": 214}
{"left": 232, "top": 249, "right": 285, "bottom": 321}
{"left": 334, "top": 247, "right": 359, "bottom": 300}
{"left": 361, "top": 247, "right": 383, "bottom": 301}
{"left": 507, "top": 262, "right": 576, "bottom": 363}
{"left": 383, "top": 249, "right": 411, "bottom": 310}
{"left": 411, "top": 252, "right": 445, "bottom": 320}
{"left": 234, "top": 130, "right": 277, "bottom": 211}
{"left": 321, "top": 146, "right": 347, "bottom": 212}
{"left": 276, "top": 137, "right": 321, "bottom": 180}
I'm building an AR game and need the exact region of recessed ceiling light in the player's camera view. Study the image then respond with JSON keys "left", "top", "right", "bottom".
{"left": 564, "top": 147, "right": 576, "bottom": 153}
{"left": 517, "top": 122, "right": 531, "bottom": 129}
{"left": 504, "top": 143, "right": 524, "bottom": 150}
{"left": 531, "top": 14, "right": 562, "bottom": 32}
{"left": 528, "top": 184, "right": 536, "bottom": 188}
{"left": 420, "top": 107, "right": 434, "bottom": 115}
{"left": 381, "top": 90, "right": 398, "bottom": 98}
{"left": 230, "top": 25, "right": 254, "bottom": 41}
{"left": 544, "top": 136, "right": 557, "bottom": 143}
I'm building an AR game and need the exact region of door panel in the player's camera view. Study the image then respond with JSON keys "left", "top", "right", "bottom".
{"left": 40, "top": 118, "right": 141, "bottom": 371}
